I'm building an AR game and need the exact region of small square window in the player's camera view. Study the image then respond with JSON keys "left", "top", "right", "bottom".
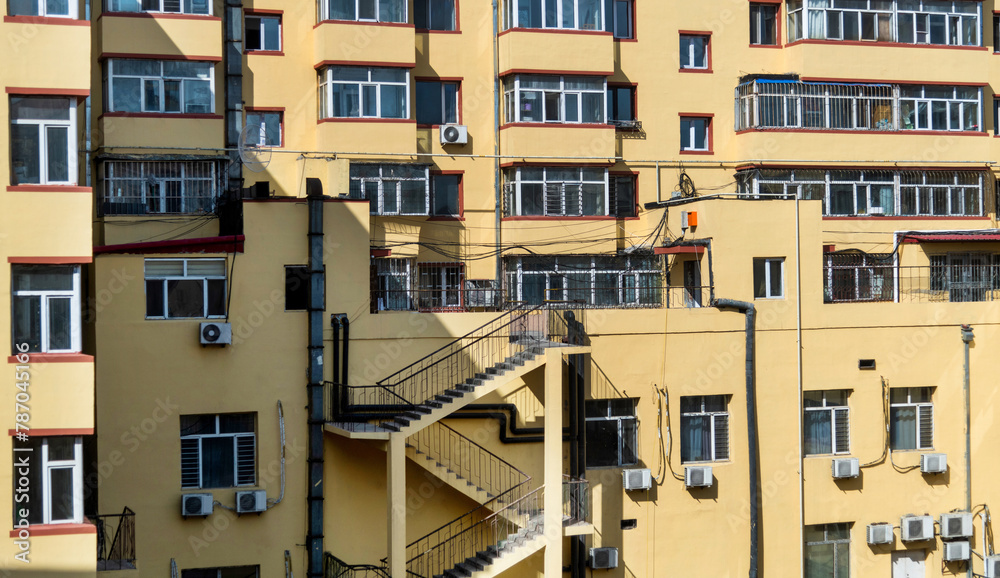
{"left": 246, "top": 111, "right": 282, "bottom": 147}
{"left": 180, "top": 413, "right": 256, "bottom": 489}
{"left": 753, "top": 257, "right": 784, "bottom": 299}
{"left": 679, "top": 34, "right": 710, "bottom": 71}
{"left": 414, "top": 0, "right": 456, "bottom": 30}
{"left": 750, "top": 4, "right": 778, "bottom": 46}
{"left": 680, "top": 116, "right": 711, "bottom": 153}
{"left": 609, "top": 0, "right": 633, "bottom": 39}
{"left": 416, "top": 81, "right": 460, "bottom": 126}
{"left": 431, "top": 174, "right": 461, "bottom": 216}
{"left": 284, "top": 266, "right": 310, "bottom": 311}
{"left": 585, "top": 399, "right": 638, "bottom": 468}
{"left": 607, "top": 85, "right": 637, "bottom": 129}
{"left": 803, "top": 390, "right": 851, "bottom": 456}
{"left": 245, "top": 14, "right": 281, "bottom": 52}
{"left": 680, "top": 395, "right": 729, "bottom": 463}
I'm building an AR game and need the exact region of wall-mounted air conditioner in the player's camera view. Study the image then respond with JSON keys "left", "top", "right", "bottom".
{"left": 589, "top": 547, "right": 618, "bottom": 569}
{"left": 940, "top": 512, "right": 973, "bottom": 539}
{"left": 984, "top": 555, "right": 1000, "bottom": 577}
{"left": 182, "top": 493, "right": 213, "bottom": 517}
{"left": 236, "top": 490, "right": 267, "bottom": 514}
{"left": 900, "top": 515, "right": 934, "bottom": 542}
{"left": 440, "top": 125, "right": 468, "bottom": 145}
{"left": 623, "top": 468, "right": 652, "bottom": 491}
{"left": 832, "top": 457, "right": 859, "bottom": 479}
{"left": 684, "top": 466, "right": 713, "bottom": 489}
{"left": 921, "top": 453, "right": 947, "bottom": 474}
{"left": 943, "top": 540, "right": 970, "bottom": 562}
{"left": 200, "top": 322, "right": 232, "bottom": 346}
{"left": 866, "top": 523, "right": 893, "bottom": 545}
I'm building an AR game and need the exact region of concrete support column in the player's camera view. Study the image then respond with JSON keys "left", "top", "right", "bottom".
{"left": 544, "top": 349, "right": 563, "bottom": 577}
{"left": 387, "top": 434, "right": 406, "bottom": 577}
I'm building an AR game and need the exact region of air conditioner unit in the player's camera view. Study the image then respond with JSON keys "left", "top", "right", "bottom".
{"left": 832, "top": 457, "right": 859, "bottom": 479}
{"left": 921, "top": 453, "right": 947, "bottom": 474}
{"left": 866, "top": 523, "right": 894, "bottom": 545}
{"left": 589, "top": 547, "right": 618, "bottom": 569}
{"left": 623, "top": 468, "right": 652, "bottom": 491}
{"left": 940, "top": 512, "right": 973, "bottom": 539}
{"left": 200, "top": 322, "right": 232, "bottom": 346}
{"left": 182, "top": 493, "right": 213, "bottom": 517}
{"left": 440, "top": 124, "right": 468, "bottom": 145}
{"left": 685, "top": 466, "right": 713, "bottom": 489}
{"left": 868, "top": 206, "right": 885, "bottom": 215}
{"left": 900, "top": 515, "right": 934, "bottom": 542}
{"left": 943, "top": 540, "right": 970, "bottom": 562}
{"left": 985, "top": 555, "right": 1000, "bottom": 577}
{"left": 235, "top": 490, "right": 267, "bottom": 514}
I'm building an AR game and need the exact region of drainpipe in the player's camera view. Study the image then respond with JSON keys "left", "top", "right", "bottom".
{"left": 306, "top": 178, "right": 326, "bottom": 578}
{"left": 331, "top": 316, "right": 341, "bottom": 417}
{"left": 565, "top": 311, "right": 586, "bottom": 578}
{"left": 713, "top": 299, "right": 760, "bottom": 578}
{"left": 223, "top": 0, "right": 244, "bottom": 194}
{"left": 962, "top": 323, "right": 974, "bottom": 578}
{"left": 492, "top": 0, "right": 502, "bottom": 289}
{"left": 341, "top": 315, "right": 350, "bottom": 387}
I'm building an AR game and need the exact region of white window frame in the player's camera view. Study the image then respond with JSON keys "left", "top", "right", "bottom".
{"left": 10, "top": 0, "right": 78, "bottom": 17}
{"left": 897, "top": 1, "right": 979, "bottom": 46}
{"left": 679, "top": 395, "right": 730, "bottom": 464}
{"left": 144, "top": 258, "right": 228, "bottom": 319}
{"left": 416, "top": 80, "right": 459, "bottom": 125}
{"left": 12, "top": 265, "right": 82, "bottom": 354}
{"left": 106, "top": 59, "right": 216, "bottom": 114}
{"left": 245, "top": 14, "right": 281, "bottom": 52}
{"left": 372, "top": 258, "right": 414, "bottom": 311}
{"left": 180, "top": 414, "right": 256, "bottom": 489}
{"left": 319, "top": 66, "right": 410, "bottom": 120}
{"left": 320, "top": 0, "right": 407, "bottom": 23}
{"left": 502, "top": 75, "right": 607, "bottom": 124}
{"left": 106, "top": 0, "right": 212, "bottom": 15}
{"left": 889, "top": 387, "right": 934, "bottom": 451}
{"left": 679, "top": 34, "right": 709, "bottom": 70}
{"left": 750, "top": 3, "right": 778, "bottom": 45}
{"left": 245, "top": 111, "right": 282, "bottom": 147}
{"left": 803, "top": 390, "right": 850, "bottom": 456}
{"left": 788, "top": 0, "right": 980, "bottom": 46}
{"left": 14, "top": 437, "right": 84, "bottom": 526}
{"left": 503, "top": 0, "right": 604, "bottom": 30}
{"left": 503, "top": 166, "right": 609, "bottom": 217}
{"left": 754, "top": 257, "right": 785, "bottom": 299}
{"left": 899, "top": 85, "right": 980, "bottom": 132}
{"left": 10, "top": 96, "right": 77, "bottom": 186}
{"left": 680, "top": 117, "right": 710, "bottom": 151}
{"left": 350, "top": 164, "right": 430, "bottom": 215}
{"left": 104, "top": 160, "right": 219, "bottom": 215}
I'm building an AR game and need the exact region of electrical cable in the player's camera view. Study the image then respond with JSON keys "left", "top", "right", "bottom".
{"left": 860, "top": 377, "right": 889, "bottom": 468}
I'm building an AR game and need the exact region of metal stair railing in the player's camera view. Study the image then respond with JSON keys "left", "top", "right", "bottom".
{"left": 406, "top": 484, "right": 543, "bottom": 578}
{"left": 325, "top": 552, "right": 390, "bottom": 578}
{"left": 408, "top": 421, "right": 529, "bottom": 502}
{"left": 93, "top": 506, "right": 135, "bottom": 570}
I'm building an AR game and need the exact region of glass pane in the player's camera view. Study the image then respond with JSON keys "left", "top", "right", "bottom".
{"left": 769, "top": 260, "right": 783, "bottom": 296}
{"left": 804, "top": 543, "right": 835, "bottom": 578}
{"left": 431, "top": 0, "right": 455, "bottom": 30}
{"left": 207, "top": 279, "right": 226, "bottom": 316}
{"left": 804, "top": 409, "right": 832, "bottom": 455}
{"left": 443, "top": 83, "right": 458, "bottom": 124}
{"left": 890, "top": 406, "right": 917, "bottom": 449}
{"left": 181, "top": 414, "right": 217, "bottom": 435}
{"left": 332, "top": 83, "right": 360, "bottom": 117}
{"left": 166, "top": 279, "right": 205, "bottom": 317}
{"left": 200, "top": 437, "right": 235, "bottom": 488}
{"left": 13, "top": 296, "right": 42, "bottom": 353}
{"left": 380, "top": 84, "right": 407, "bottom": 118}
{"left": 47, "top": 437, "right": 75, "bottom": 461}
{"left": 585, "top": 420, "right": 618, "bottom": 467}
{"left": 220, "top": 414, "right": 254, "bottom": 434}
{"left": 184, "top": 80, "right": 212, "bottom": 113}
{"left": 112, "top": 77, "right": 142, "bottom": 112}
{"left": 416, "top": 81, "right": 443, "bottom": 125}
{"left": 581, "top": 92, "right": 604, "bottom": 123}
{"left": 9, "top": 0, "right": 39, "bottom": 15}
{"left": 13, "top": 266, "right": 75, "bottom": 290}
{"left": 370, "top": 68, "right": 406, "bottom": 83}
{"left": 11, "top": 125, "right": 41, "bottom": 185}
{"left": 621, "top": 418, "right": 637, "bottom": 465}
{"left": 379, "top": 0, "right": 405, "bottom": 22}
{"left": 681, "top": 415, "right": 710, "bottom": 462}
{"left": 433, "top": 175, "right": 460, "bottom": 215}
{"left": 263, "top": 113, "right": 281, "bottom": 146}
{"left": 331, "top": 0, "right": 356, "bottom": 19}
{"left": 47, "top": 297, "right": 72, "bottom": 351}
{"left": 358, "top": 0, "right": 376, "bottom": 19}
{"left": 46, "top": 126, "right": 70, "bottom": 183}
{"left": 400, "top": 180, "right": 426, "bottom": 213}
{"left": 753, "top": 259, "right": 767, "bottom": 298}
{"left": 49, "top": 467, "right": 76, "bottom": 522}
{"left": 263, "top": 17, "right": 280, "bottom": 50}
{"left": 245, "top": 18, "right": 264, "bottom": 51}
{"left": 10, "top": 97, "right": 71, "bottom": 121}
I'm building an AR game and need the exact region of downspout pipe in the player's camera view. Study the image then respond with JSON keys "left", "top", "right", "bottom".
{"left": 306, "top": 178, "right": 326, "bottom": 578}
{"left": 713, "top": 298, "right": 760, "bottom": 578}
{"left": 962, "top": 323, "right": 974, "bottom": 578}
{"left": 331, "top": 316, "right": 341, "bottom": 417}
{"left": 341, "top": 315, "right": 350, "bottom": 387}
{"left": 223, "top": 0, "right": 243, "bottom": 194}
{"left": 492, "top": 0, "right": 502, "bottom": 289}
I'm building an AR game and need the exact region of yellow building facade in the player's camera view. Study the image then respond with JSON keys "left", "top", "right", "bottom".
{"left": 6, "top": 0, "right": 1000, "bottom": 577}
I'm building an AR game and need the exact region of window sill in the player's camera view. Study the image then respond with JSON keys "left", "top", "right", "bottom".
{"left": 614, "top": 37, "right": 638, "bottom": 43}
{"left": 749, "top": 43, "right": 781, "bottom": 49}
{"left": 99, "top": 11, "right": 220, "bottom": 21}
{"left": 427, "top": 216, "right": 465, "bottom": 221}
{"left": 100, "top": 112, "right": 223, "bottom": 120}
{"left": 499, "top": 122, "right": 613, "bottom": 130}
{"left": 9, "top": 523, "right": 96, "bottom": 538}
{"left": 7, "top": 185, "right": 91, "bottom": 193}
{"left": 246, "top": 50, "right": 284, "bottom": 56}
{"left": 7, "top": 353, "right": 93, "bottom": 363}
{"left": 3, "top": 15, "right": 89, "bottom": 26}
{"left": 679, "top": 150, "right": 714, "bottom": 155}
{"left": 416, "top": 28, "right": 462, "bottom": 34}
{"left": 498, "top": 27, "right": 612, "bottom": 38}
{"left": 318, "top": 118, "right": 415, "bottom": 124}
{"left": 786, "top": 38, "right": 988, "bottom": 51}
{"left": 679, "top": 67, "right": 712, "bottom": 74}
{"left": 314, "top": 19, "right": 413, "bottom": 29}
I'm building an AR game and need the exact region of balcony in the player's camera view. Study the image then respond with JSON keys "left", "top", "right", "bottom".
{"left": 824, "top": 258, "right": 1000, "bottom": 304}
{"left": 94, "top": 507, "right": 136, "bottom": 571}
{"left": 314, "top": 21, "right": 415, "bottom": 67}
{"left": 498, "top": 28, "right": 613, "bottom": 76}
{"left": 97, "top": 12, "right": 222, "bottom": 59}
{"left": 499, "top": 123, "right": 616, "bottom": 160}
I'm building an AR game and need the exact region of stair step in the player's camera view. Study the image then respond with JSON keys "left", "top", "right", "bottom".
{"left": 434, "top": 394, "right": 455, "bottom": 403}
{"left": 456, "top": 383, "right": 474, "bottom": 392}
{"left": 381, "top": 422, "right": 401, "bottom": 432}
{"left": 463, "top": 378, "right": 484, "bottom": 387}
{"left": 455, "top": 562, "right": 477, "bottom": 575}
{"left": 413, "top": 405, "right": 433, "bottom": 414}
{"left": 474, "top": 372, "right": 488, "bottom": 380}
{"left": 477, "top": 550, "right": 497, "bottom": 562}
{"left": 393, "top": 417, "right": 412, "bottom": 426}
{"left": 426, "top": 400, "right": 444, "bottom": 408}
{"left": 401, "top": 411, "right": 422, "bottom": 419}
{"left": 464, "top": 557, "right": 486, "bottom": 571}
{"left": 443, "top": 388, "right": 465, "bottom": 398}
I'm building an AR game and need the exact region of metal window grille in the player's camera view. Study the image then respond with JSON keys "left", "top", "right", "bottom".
{"left": 102, "top": 161, "right": 220, "bottom": 215}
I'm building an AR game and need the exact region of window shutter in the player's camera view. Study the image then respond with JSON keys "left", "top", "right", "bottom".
{"left": 713, "top": 414, "right": 729, "bottom": 461}
{"left": 186, "top": 259, "right": 227, "bottom": 277}
{"left": 502, "top": 183, "right": 516, "bottom": 217}
{"left": 918, "top": 405, "right": 934, "bottom": 449}
{"left": 145, "top": 260, "right": 185, "bottom": 277}
{"left": 235, "top": 435, "right": 256, "bottom": 486}
{"left": 180, "top": 438, "right": 200, "bottom": 488}
{"left": 834, "top": 408, "right": 850, "bottom": 454}
{"left": 545, "top": 183, "right": 563, "bottom": 216}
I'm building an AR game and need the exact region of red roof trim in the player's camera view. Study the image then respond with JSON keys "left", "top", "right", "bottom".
{"left": 901, "top": 233, "right": 1000, "bottom": 243}
{"left": 95, "top": 235, "right": 245, "bottom": 255}
{"left": 655, "top": 246, "right": 705, "bottom": 255}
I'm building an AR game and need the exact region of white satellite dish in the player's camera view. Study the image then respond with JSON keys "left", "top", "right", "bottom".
{"left": 238, "top": 123, "right": 272, "bottom": 172}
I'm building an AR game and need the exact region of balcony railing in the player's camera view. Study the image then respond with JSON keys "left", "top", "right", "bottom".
{"left": 562, "top": 476, "right": 590, "bottom": 525}
{"left": 93, "top": 507, "right": 136, "bottom": 571}
{"left": 324, "top": 553, "right": 389, "bottom": 578}
{"left": 824, "top": 262, "right": 1000, "bottom": 304}
{"left": 371, "top": 287, "right": 501, "bottom": 313}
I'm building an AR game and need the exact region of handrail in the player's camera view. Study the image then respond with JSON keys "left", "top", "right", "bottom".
{"left": 409, "top": 421, "right": 529, "bottom": 496}
{"left": 325, "top": 552, "right": 390, "bottom": 578}
{"left": 93, "top": 506, "right": 136, "bottom": 570}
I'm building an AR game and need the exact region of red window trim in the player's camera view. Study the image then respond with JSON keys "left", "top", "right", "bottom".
{"left": 98, "top": 12, "right": 221, "bottom": 22}
{"left": 246, "top": 107, "right": 286, "bottom": 149}
{"left": 415, "top": 0, "right": 462, "bottom": 33}
{"left": 7, "top": 428, "right": 93, "bottom": 437}
{"left": 678, "top": 114, "right": 714, "bottom": 155}
{"left": 429, "top": 170, "right": 464, "bottom": 220}
{"left": 6, "top": 185, "right": 91, "bottom": 193}
{"left": 609, "top": 170, "right": 639, "bottom": 218}
{"left": 314, "top": 60, "right": 416, "bottom": 70}
{"left": 607, "top": 82, "right": 638, "bottom": 123}
{"left": 678, "top": 31, "right": 712, "bottom": 73}
{"left": 3, "top": 15, "right": 89, "bottom": 26}
{"left": 6, "top": 353, "right": 94, "bottom": 364}
{"left": 99, "top": 112, "right": 223, "bottom": 120}
{"left": 9, "top": 524, "right": 96, "bottom": 538}
{"left": 244, "top": 9, "right": 284, "bottom": 55}
{"left": 8, "top": 256, "right": 91, "bottom": 264}
{"left": 99, "top": 52, "right": 222, "bottom": 62}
